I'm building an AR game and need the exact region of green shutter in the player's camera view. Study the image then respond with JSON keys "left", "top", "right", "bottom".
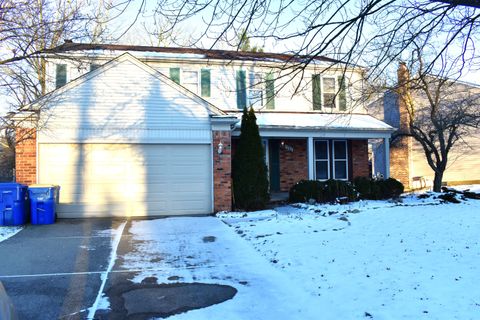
{"left": 170, "top": 67, "right": 180, "bottom": 84}
{"left": 201, "top": 69, "right": 211, "bottom": 97}
{"left": 312, "top": 74, "right": 322, "bottom": 110}
{"left": 265, "top": 73, "right": 275, "bottom": 110}
{"left": 236, "top": 70, "right": 247, "bottom": 109}
{"left": 338, "top": 76, "right": 347, "bottom": 111}
{"left": 56, "top": 64, "right": 67, "bottom": 88}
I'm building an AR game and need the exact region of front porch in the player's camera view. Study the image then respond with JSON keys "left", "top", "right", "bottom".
{"left": 231, "top": 112, "right": 395, "bottom": 195}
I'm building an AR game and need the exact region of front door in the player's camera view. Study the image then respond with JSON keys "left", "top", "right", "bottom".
{"left": 268, "top": 140, "right": 281, "bottom": 192}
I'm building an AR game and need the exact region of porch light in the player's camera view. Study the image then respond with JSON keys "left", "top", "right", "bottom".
{"left": 280, "top": 140, "right": 294, "bottom": 152}
{"left": 217, "top": 141, "right": 224, "bottom": 154}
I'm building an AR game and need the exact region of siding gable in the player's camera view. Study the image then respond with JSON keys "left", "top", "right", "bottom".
{"left": 38, "top": 54, "right": 219, "bottom": 143}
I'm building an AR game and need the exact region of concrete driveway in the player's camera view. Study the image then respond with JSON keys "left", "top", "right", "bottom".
{"left": 0, "top": 217, "right": 319, "bottom": 320}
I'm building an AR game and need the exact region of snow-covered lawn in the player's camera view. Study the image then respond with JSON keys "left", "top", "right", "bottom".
{"left": 451, "top": 184, "right": 480, "bottom": 193}
{"left": 219, "top": 193, "right": 480, "bottom": 319}
{"left": 0, "top": 226, "right": 22, "bottom": 242}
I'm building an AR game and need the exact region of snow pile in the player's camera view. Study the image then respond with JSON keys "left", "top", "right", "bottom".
{"left": 219, "top": 193, "right": 480, "bottom": 319}
{"left": 0, "top": 226, "right": 22, "bottom": 243}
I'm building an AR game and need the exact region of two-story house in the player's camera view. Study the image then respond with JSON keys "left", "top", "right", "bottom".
{"left": 15, "top": 41, "right": 394, "bottom": 218}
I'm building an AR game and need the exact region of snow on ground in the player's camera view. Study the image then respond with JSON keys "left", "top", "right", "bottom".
{"left": 219, "top": 192, "right": 480, "bottom": 320}
{"left": 119, "top": 217, "right": 322, "bottom": 319}
{"left": 0, "top": 226, "right": 22, "bottom": 243}
{"left": 451, "top": 184, "right": 480, "bottom": 193}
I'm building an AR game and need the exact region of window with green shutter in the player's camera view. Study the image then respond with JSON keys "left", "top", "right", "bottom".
{"left": 312, "top": 74, "right": 322, "bottom": 110}
{"left": 170, "top": 67, "right": 180, "bottom": 84}
{"left": 236, "top": 70, "right": 247, "bottom": 109}
{"left": 201, "top": 69, "right": 211, "bottom": 97}
{"left": 56, "top": 64, "right": 67, "bottom": 89}
{"left": 265, "top": 73, "right": 275, "bottom": 109}
{"left": 338, "top": 76, "right": 347, "bottom": 111}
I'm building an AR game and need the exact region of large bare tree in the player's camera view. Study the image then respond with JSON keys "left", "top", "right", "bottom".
{"left": 147, "top": 0, "right": 479, "bottom": 79}
{"left": 397, "top": 54, "right": 480, "bottom": 192}
{"left": 0, "top": 0, "right": 114, "bottom": 180}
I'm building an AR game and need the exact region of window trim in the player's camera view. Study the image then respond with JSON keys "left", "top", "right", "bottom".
{"left": 314, "top": 140, "right": 330, "bottom": 181}
{"left": 332, "top": 140, "right": 348, "bottom": 180}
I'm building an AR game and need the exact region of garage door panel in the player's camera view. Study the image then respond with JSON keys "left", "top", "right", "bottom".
{"left": 39, "top": 144, "right": 212, "bottom": 217}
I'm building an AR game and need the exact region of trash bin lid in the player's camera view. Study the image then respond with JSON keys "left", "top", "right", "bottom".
{"left": 0, "top": 183, "right": 27, "bottom": 190}
{"left": 0, "top": 183, "right": 26, "bottom": 187}
{"left": 28, "top": 184, "right": 60, "bottom": 188}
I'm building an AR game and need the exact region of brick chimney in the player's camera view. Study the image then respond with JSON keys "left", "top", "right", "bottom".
{"left": 389, "top": 62, "right": 412, "bottom": 189}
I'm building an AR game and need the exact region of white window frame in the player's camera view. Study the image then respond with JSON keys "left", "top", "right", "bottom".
{"left": 321, "top": 76, "right": 338, "bottom": 110}
{"left": 314, "top": 140, "right": 330, "bottom": 181}
{"left": 182, "top": 70, "right": 199, "bottom": 94}
{"left": 332, "top": 140, "right": 348, "bottom": 180}
{"left": 248, "top": 72, "right": 263, "bottom": 107}
{"left": 262, "top": 139, "right": 270, "bottom": 169}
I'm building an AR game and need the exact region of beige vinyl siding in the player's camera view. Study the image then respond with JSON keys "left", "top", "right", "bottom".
{"left": 411, "top": 130, "right": 480, "bottom": 183}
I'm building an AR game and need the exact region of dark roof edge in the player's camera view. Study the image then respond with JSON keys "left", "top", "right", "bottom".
{"left": 43, "top": 41, "right": 345, "bottom": 65}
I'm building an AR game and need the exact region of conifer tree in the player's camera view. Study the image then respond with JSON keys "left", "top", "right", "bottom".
{"left": 232, "top": 107, "right": 269, "bottom": 210}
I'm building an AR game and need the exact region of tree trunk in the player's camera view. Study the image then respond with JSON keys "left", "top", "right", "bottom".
{"left": 433, "top": 170, "right": 444, "bottom": 192}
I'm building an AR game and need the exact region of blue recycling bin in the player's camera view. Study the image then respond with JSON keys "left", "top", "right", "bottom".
{"left": 28, "top": 185, "right": 60, "bottom": 225}
{"left": 0, "top": 183, "right": 29, "bottom": 226}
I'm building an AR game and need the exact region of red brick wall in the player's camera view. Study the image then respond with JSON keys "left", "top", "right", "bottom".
{"left": 390, "top": 136, "right": 411, "bottom": 189}
{"left": 279, "top": 139, "right": 308, "bottom": 192}
{"left": 350, "top": 139, "right": 370, "bottom": 179}
{"left": 15, "top": 128, "right": 37, "bottom": 185}
{"left": 213, "top": 131, "right": 232, "bottom": 212}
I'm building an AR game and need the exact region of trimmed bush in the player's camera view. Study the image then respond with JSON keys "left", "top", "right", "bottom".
{"left": 289, "top": 180, "right": 323, "bottom": 203}
{"left": 379, "top": 178, "right": 404, "bottom": 199}
{"left": 289, "top": 179, "right": 356, "bottom": 204}
{"left": 353, "top": 177, "right": 404, "bottom": 200}
{"left": 321, "top": 179, "right": 357, "bottom": 203}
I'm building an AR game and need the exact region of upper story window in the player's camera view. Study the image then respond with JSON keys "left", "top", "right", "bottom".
{"left": 182, "top": 70, "right": 199, "bottom": 93}
{"left": 312, "top": 75, "right": 347, "bottom": 111}
{"left": 322, "top": 77, "right": 337, "bottom": 109}
{"left": 248, "top": 72, "right": 263, "bottom": 108}
{"left": 169, "top": 67, "right": 211, "bottom": 98}
{"left": 55, "top": 64, "right": 67, "bottom": 89}
{"left": 236, "top": 70, "right": 275, "bottom": 109}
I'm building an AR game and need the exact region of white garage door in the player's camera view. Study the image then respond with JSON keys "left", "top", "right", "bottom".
{"left": 38, "top": 144, "right": 212, "bottom": 218}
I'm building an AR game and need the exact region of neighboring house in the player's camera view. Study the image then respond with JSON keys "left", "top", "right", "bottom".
{"left": 372, "top": 63, "right": 480, "bottom": 190}
{"left": 15, "top": 41, "right": 394, "bottom": 218}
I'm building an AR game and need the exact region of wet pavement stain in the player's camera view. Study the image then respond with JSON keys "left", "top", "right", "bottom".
{"left": 95, "top": 278, "right": 237, "bottom": 320}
